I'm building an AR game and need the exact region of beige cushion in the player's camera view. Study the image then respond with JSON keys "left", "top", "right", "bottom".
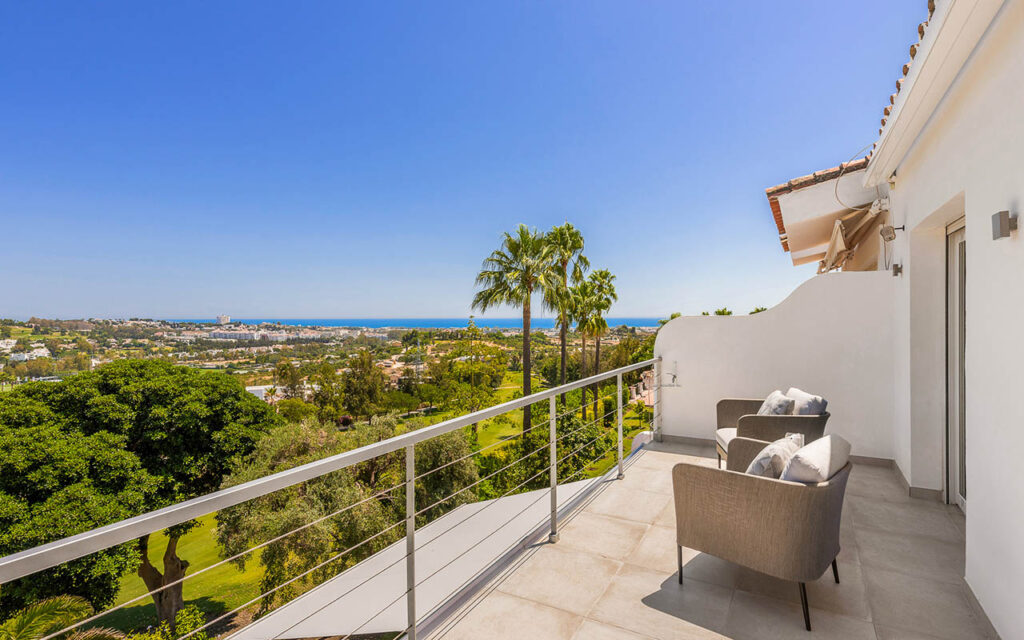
{"left": 745, "top": 433, "right": 804, "bottom": 478}
{"left": 781, "top": 434, "right": 851, "bottom": 483}
{"left": 786, "top": 387, "right": 827, "bottom": 415}
{"left": 757, "top": 390, "right": 795, "bottom": 416}
{"left": 716, "top": 427, "right": 737, "bottom": 450}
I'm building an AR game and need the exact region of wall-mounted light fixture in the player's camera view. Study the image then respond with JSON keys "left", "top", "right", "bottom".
{"left": 880, "top": 225, "right": 905, "bottom": 242}
{"left": 992, "top": 210, "right": 1018, "bottom": 240}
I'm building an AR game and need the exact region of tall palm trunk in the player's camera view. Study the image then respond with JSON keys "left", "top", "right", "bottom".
{"left": 559, "top": 316, "right": 568, "bottom": 406}
{"left": 558, "top": 259, "right": 570, "bottom": 408}
{"left": 592, "top": 336, "right": 601, "bottom": 420}
{"left": 580, "top": 334, "right": 587, "bottom": 421}
{"left": 522, "top": 295, "right": 532, "bottom": 432}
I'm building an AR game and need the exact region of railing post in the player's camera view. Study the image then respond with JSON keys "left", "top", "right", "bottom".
{"left": 616, "top": 372, "right": 624, "bottom": 479}
{"left": 405, "top": 445, "right": 417, "bottom": 640}
{"left": 653, "top": 360, "right": 663, "bottom": 442}
{"left": 548, "top": 396, "right": 558, "bottom": 543}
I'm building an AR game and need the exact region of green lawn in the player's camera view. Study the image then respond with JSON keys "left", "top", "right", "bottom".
{"left": 103, "top": 515, "right": 264, "bottom": 632}
{"left": 473, "top": 371, "right": 544, "bottom": 450}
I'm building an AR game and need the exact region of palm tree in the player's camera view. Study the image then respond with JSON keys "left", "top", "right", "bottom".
{"left": 586, "top": 269, "right": 617, "bottom": 418}
{"left": 473, "top": 224, "right": 556, "bottom": 431}
{"left": 571, "top": 280, "right": 598, "bottom": 421}
{"left": 0, "top": 596, "right": 125, "bottom": 640}
{"left": 544, "top": 223, "right": 589, "bottom": 405}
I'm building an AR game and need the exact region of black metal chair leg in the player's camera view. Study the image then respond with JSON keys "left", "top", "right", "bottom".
{"left": 799, "top": 582, "right": 811, "bottom": 631}
{"left": 677, "top": 546, "right": 683, "bottom": 585}
{"left": 832, "top": 559, "right": 840, "bottom": 584}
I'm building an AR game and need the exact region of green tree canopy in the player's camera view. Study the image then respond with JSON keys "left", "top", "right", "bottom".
{"left": 0, "top": 360, "right": 280, "bottom": 623}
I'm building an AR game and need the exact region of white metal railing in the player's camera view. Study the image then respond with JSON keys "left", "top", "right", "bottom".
{"left": 0, "top": 357, "right": 661, "bottom": 640}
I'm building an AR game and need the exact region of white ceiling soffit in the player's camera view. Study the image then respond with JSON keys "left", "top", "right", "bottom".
{"left": 775, "top": 168, "right": 878, "bottom": 266}
{"left": 865, "top": 0, "right": 1004, "bottom": 187}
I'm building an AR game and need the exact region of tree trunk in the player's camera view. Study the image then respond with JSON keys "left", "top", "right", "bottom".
{"left": 580, "top": 335, "right": 587, "bottom": 421}
{"left": 592, "top": 336, "right": 601, "bottom": 420}
{"left": 522, "top": 297, "right": 532, "bottom": 432}
{"left": 137, "top": 534, "right": 190, "bottom": 628}
{"left": 559, "top": 316, "right": 567, "bottom": 408}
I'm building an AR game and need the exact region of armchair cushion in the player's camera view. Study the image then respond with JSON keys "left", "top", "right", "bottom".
{"left": 745, "top": 433, "right": 804, "bottom": 478}
{"left": 781, "top": 434, "right": 852, "bottom": 483}
{"left": 757, "top": 390, "right": 794, "bottom": 416}
{"left": 715, "top": 427, "right": 737, "bottom": 450}
{"left": 786, "top": 387, "right": 828, "bottom": 415}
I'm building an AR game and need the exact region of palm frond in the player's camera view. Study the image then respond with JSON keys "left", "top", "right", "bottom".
{"left": 0, "top": 596, "right": 93, "bottom": 640}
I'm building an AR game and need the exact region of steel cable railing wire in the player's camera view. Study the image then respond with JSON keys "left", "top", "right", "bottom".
{"left": 411, "top": 380, "right": 618, "bottom": 481}
{"left": 277, "top": 460, "right": 561, "bottom": 639}
{"left": 412, "top": 461, "right": 554, "bottom": 556}
{"left": 415, "top": 400, "right": 621, "bottom": 517}
{"left": 414, "top": 399, "right": 548, "bottom": 482}
{"left": 562, "top": 447, "right": 623, "bottom": 483}
{"left": 287, "top": 383, "right": 650, "bottom": 639}
{"left": 414, "top": 436, "right": 553, "bottom": 517}
{"left": 411, "top": 478, "right": 553, "bottom": 592}
{"left": 35, "top": 478, "right": 408, "bottom": 640}
{"left": 149, "top": 517, "right": 409, "bottom": 640}
{"left": 415, "top": 428, "right": 634, "bottom": 632}
{"left": 552, "top": 387, "right": 620, "bottom": 421}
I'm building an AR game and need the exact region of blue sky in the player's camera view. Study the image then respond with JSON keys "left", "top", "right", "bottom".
{"left": 0, "top": 1, "right": 925, "bottom": 320}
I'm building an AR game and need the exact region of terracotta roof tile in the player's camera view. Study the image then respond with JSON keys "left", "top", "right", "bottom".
{"left": 865, "top": 4, "right": 935, "bottom": 162}
{"left": 770, "top": 3, "right": 934, "bottom": 248}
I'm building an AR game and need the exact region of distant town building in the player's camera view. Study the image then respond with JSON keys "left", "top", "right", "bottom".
{"left": 8, "top": 347, "right": 50, "bottom": 362}
{"left": 210, "top": 330, "right": 262, "bottom": 340}
{"left": 216, "top": 315, "right": 231, "bottom": 325}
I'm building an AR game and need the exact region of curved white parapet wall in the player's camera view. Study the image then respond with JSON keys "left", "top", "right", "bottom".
{"left": 654, "top": 271, "right": 895, "bottom": 460}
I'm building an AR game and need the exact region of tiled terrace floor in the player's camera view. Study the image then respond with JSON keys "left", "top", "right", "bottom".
{"left": 428, "top": 442, "right": 996, "bottom": 640}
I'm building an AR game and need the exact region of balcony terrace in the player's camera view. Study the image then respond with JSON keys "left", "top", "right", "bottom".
{"left": 0, "top": 359, "right": 997, "bottom": 640}
{"left": 429, "top": 441, "right": 991, "bottom": 640}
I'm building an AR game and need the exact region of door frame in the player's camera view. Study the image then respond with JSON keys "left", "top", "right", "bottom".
{"left": 945, "top": 216, "right": 966, "bottom": 510}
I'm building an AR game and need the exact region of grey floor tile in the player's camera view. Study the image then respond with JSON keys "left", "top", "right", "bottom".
{"left": 723, "top": 590, "right": 877, "bottom": 639}
{"left": 855, "top": 527, "right": 965, "bottom": 584}
{"left": 848, "top": 494, "right": 962, "bottom": 542}
{"left": 863, "top": 566, "right": 993, "bottom": 640}
{"left": 435, "top": 590, "right": 582, "bottom": 640}
{"left": 733, "top": 559, "right": 871, "bottom": 621}
{"left": 624, "top": 524, "right": 694, "bottom": 575}
{"left": 556, "top": 510, "right": 648, "bottom": 560}
{"left": 588, "top": 563, "right": 732, "bottom": 640}
{"left": 497, "top": 544, "right": 621, "bottom": 616}
{"left": 571, "top": 619, "right": 656, "bottom": 639}
{"left": 585, "top": 483, "right": 672, "bottom": 524}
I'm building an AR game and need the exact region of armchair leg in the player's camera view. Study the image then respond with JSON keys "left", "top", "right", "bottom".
{"left": 717, "top": 453, "right": 721, "bottom": 468}
{"left": 832, "top": 559, "right": 840, "bottom": 584}
{"left": 677, "top": 546, "right": 683, "bottom": 585}
{"left": 798, "top": 582, "right": 811, "bottom": 631}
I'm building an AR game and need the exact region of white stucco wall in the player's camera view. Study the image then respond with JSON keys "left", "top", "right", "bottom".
{"left": 876, "top": 1, "right": 1024, "bottom": 635}
{"left": 653, "top": 271, "right": 895, "bottom": 460}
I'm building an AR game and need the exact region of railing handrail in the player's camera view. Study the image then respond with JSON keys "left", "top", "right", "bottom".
{"left": 0, "top": 357, "right": 659, "bottom": 583}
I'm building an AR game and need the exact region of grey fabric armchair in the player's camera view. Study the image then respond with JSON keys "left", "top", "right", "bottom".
{"left": 715, "top": 398, "right": 830, "bottom": 468}
{"left": 672, "top": 436, "right": 852, "bottom": 631}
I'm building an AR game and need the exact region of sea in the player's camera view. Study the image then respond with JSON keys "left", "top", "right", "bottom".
{"left": 168, "top": 317, "right": 661, "bottom": 329}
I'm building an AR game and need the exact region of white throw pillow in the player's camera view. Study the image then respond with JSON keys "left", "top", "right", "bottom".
{"left": 745, "top": 433, "right": 804, "bottom": 478}
{"left": 757, "top": 390, "right": 795, "bottom": 416}
{"left": 786, "top": 387, "right": 827, "bottom": 415}
{"left": 781, "top": 434, "right": 852, "bottom": 483}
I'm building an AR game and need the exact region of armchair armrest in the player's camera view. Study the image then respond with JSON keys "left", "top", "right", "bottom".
{"left": 725, "top": 436, "right": 770, "bottom": 472}
{"left": 671, "top": 461, "right": 851, "bottom": 582}
{"left": 736, "top": 412, "right": 830, "bottom": 443}
{"left": 716, "top": 398, "right": 764, "bottom": 429}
